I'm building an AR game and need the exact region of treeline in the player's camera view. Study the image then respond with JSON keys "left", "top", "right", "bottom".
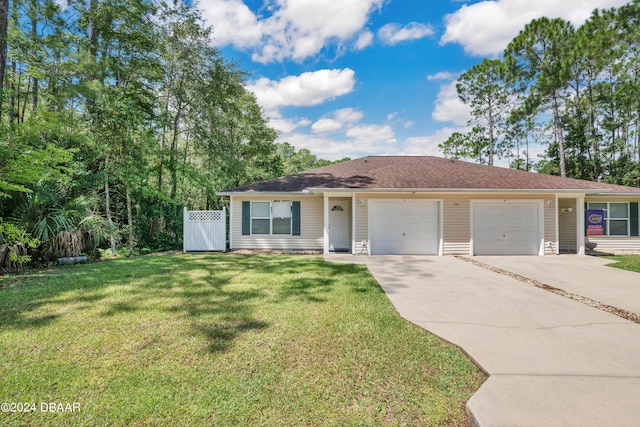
{"left": 0, "top": 0, "right": 341, "bottom": 270}
{"left": 440, "top": 0, "right": 640, "bottom": 186}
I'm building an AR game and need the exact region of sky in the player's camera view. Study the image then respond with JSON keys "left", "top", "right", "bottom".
{"left": 196, "top": 0, "right": 630, "bottom": 163}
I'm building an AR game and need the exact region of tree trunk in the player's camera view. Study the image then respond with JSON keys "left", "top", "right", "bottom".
{"left": 158, "top": 89, "right": 171, "bottom": 191}
{"left": 552, "top": 92, "right": 567, "bottom": 177}
{"left": 9, "top": 67, "right": 18, "bottom": 125}
{"left": 125, "top": 180, "right": 134, "bottom": 255}
{"left": 488, "top": 99, "right": 494, "bottom": 166}
{"left": 0, "top": 0, "right": 8, "bottom": 123}
{"left": 105, "top": 157, "right": 117, "bottom": 256}
{"left": 170, "top": 112, "right": 180, "bottom": 200}
{"left": 21, "top": 76, "right": 30, "bottom": 123}
{"left": 587, "top": 77, "right": 600, "bottom": 179}
{"left": 30, "top": 0, "right": 37, "bottom": 112}
{"left": 86, "top": 0, "right": 99, "bottom": 113}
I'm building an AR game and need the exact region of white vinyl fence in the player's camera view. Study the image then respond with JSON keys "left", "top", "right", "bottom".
{"left": 183, "top": 207, "right": 226, "bottom": 252}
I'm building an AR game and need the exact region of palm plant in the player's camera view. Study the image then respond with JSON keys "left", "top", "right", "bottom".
{"left": 10, "top": 182, "right": 109, "bottom": 259}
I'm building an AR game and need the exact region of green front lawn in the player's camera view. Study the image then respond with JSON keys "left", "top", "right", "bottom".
{"left": 0, "top": 254, "right": 484, "bottom": 426}
{"left": 604, "top": 255, "right": 640, "bottom": 273}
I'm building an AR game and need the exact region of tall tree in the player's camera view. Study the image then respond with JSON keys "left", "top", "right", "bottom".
{"left": 0, "top": 0, "right": 8, "bottom": 121}
{"left": 455, "top": 58, "right": 511, "bottom": 165}
{"left": 505, "top": 17, "right": 575, "bottom": 177}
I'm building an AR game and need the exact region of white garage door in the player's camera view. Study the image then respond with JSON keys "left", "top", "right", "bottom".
{"left": 472, "top": 202, "right": 542, "bottom": 255}
{"left": 369, "top": 199, "right": 439, "bottom": 255}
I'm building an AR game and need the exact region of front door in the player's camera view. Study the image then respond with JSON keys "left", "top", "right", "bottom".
{"left": 329, "top": 200, "right": 350, "bottom": 252}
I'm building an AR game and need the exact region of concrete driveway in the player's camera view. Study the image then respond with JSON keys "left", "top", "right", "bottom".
{"left": 359, "top": 255, "right": 640, "bottom": 427}
{"left": 473, "top": 255, "right": 640, "bottom": 315}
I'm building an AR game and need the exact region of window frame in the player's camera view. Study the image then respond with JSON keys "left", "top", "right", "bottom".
{"left": 587, "top": 202, "right": 630, "bottom": 236}
{"left": 250, "top": 201, "right": 292, "bottom": 236}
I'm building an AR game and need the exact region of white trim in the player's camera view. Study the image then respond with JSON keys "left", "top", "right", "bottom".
{"left": 469, "top": 201, "right": 474, "bottom": 256}
{"left": 367, "top": 198, "right": 443, "bottom": 256}
{"left": 554, "top": 194, "right": 559, "bottom": 255}
{"left": 438, "top": 199, "right": 444, "bottom": 256}
{"left": 183, "top": 207, "right": 187, "bottom": 253}
{"left": 577, "top": 196, "right": 586, "bottom": 254}
{"left": 309, "top": 187, "right": 636, "bottom": 195}
{"left": 217, "top": 191, "right": 311, "bottom": 196}
{"left": 352, "top": 193, "right": 356, "bottom": 255}
{"left": 470, "top": 199, "right": 545, "bottom": 256}
{"left": 229, "top": 197, "right": 234, "bottom": 250}
{"left": 323, "top": 195, "right": 329, "bottom": 254}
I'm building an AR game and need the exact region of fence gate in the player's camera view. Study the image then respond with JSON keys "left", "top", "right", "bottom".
{"left": 183, "top": 207, "right": 226, "bottom": 252}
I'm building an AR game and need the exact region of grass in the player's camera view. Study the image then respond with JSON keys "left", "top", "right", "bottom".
{"left": 603, "top": 255, "right": 640, "bottom": 273}
{"left": 0, "top": 253, "right": 485, "bottom": 426}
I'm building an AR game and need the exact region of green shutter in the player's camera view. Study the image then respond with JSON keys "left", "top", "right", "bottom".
{"left": 242, "top": 201, "right": 250, "bottom": 235}
{"left": 631, "top": 202, "right": 639, "bottom": 237}
{"left": 292, "top": 201, "right": 301, "bottom": 236}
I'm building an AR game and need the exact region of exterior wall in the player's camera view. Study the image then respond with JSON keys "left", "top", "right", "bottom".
{"left": 230, "top": 195, "right": 324, "bottom": 250}
{"left": 352, "top": 192, "right": 557, "bottom": 255}
{"left": 230, "top": 192, "right": 640, "bottom": 254}
{"left": 354, "top": 198, "right": 368, "bottom": 254}
{"left": 584, "top": 196, "right": 640, "bottom": 253}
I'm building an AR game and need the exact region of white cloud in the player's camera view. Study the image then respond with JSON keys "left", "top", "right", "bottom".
{"left": 310, "top": 107, "right": 365, "bottom": 135}
{"left": 335, "top": 107, "right": 364, "bottom": 123}
{"left": 280, "top": 125, "right": 471, "bottom": 160}
{"left": 284, "top": 133, "right": 357, "bottom": 159}
{"left": 199, "top": 0, "right": 263, "bottom": 49}
{"left": 245, "top": 68, "right": 356, "bottom": 116}
{"left": 427, "top": 71, "right": 459, "bottom": 81}
{"left": 386, "top": 111, "right": 414, "bottom": 129}
{"left": 200, "top": 0, "right": 385, "bottom": 63}
{"left": 311, "top": 118, "right": 344, "bottom": 134}
{"left": 269, "top": 115, "right": 311, "bottom": 134}
{"left": 402, "top": 127, "right": 465, "bottom": 156}
{"left": 346, "top": 124, "right": 396, "bottom": 145}
{"left": 354, "top": 30, "right": 374, "bottom": 50}
{"left": 431, "top": 81, "right": 471, "bottom": 126}
{"left": 378, "top": 22, "right": 434, "bottom": 45}
{"left": 441, "top": 0, "right": 629, "bottom": 56}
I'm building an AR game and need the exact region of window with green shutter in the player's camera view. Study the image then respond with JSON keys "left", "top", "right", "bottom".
{"left": 586, "top": 202, "right": 635, "bottom": 236}
{"left": 244, "top": 201, "right": 299, "bottom": 236}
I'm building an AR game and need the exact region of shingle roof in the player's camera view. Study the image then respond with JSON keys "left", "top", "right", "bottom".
{"left": 221, "top": 156, "right": 640, "bottom": 194}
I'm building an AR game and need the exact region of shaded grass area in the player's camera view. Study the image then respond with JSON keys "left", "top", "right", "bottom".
{"left": 603, "top": 255, "right": 640, "bottom": 273}
{"left": 0, "top": 254, "right": 484, "bottom": 426}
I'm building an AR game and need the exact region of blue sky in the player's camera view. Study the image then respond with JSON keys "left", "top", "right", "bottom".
{"left": 198, "top": 0, "right": 629, "bottom": 162}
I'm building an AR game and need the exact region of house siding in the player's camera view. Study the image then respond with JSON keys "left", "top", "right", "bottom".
{"left": 230, "top": 195, "right": 324, "bottom": 250}
{"left": 354, "top": 197, "right": 368, "bottom": 254}
{"left": 228, "top": 192, "right": 640, "bottom": 255}
{"left": 585, "top": 197, "right": 640, "bottom": 253}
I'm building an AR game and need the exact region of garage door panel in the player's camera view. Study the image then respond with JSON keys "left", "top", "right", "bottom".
{"left": 370, "top": 200, "right": 439, "bottom": 255}
{"left": 473, "top": 202, "right": 541, "bottom": 256}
